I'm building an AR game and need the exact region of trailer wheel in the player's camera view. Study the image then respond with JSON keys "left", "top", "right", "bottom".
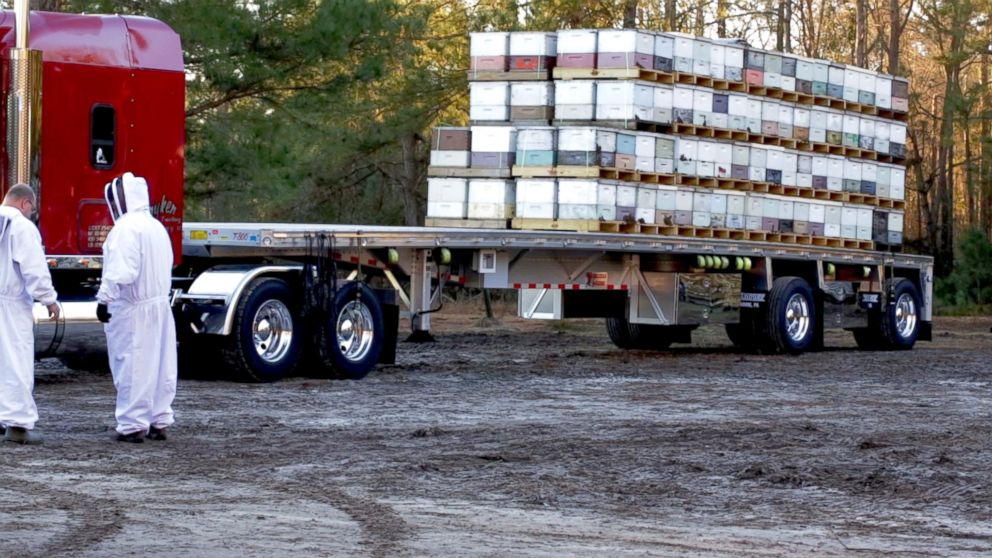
{"left": 605, "top": 318, "right": 689, "bottom": 350}
{"left": 853, "top": 279, "right": 921, "bottom": 351}
{"left": 759, "top": 277, "right": 816, "bottom": 354}
{"left": 221, "top": 278, "right": 302, "bottom": 382}
{"left": 319, "top": 282, "right": 384, "bottom": 380}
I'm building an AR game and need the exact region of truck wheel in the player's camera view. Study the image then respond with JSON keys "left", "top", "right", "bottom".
{"left": 759, "top": 277, "right": 816, "bottom": 355}
{"left": 853, "top": 279, "right": 921, "bottom": 351}
{"left": 221, "top": 278, "right": 302, "bottom": 382}
{"left": 605, "top": 318, "right": 680, "bottom": 350}
{"left": 320, "top": 282, "right": 384, "bottom": 380}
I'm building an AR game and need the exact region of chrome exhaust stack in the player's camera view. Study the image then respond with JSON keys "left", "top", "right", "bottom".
{"left": 5, "top": 0, "right": 43, "bottom": 197}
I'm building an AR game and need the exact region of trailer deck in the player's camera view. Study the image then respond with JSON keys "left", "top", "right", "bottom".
{"left": 181, "top": 222, "right": 931, "bottom": 268}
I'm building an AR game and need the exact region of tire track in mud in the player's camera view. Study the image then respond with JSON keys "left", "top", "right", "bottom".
{"left": 153, "top": 449, "right": 415, "bottom": 557}
{"left": 277, "top": 477, "right": 414, "bottom": 558}
{"left": 0, "top": 478, "right": 123, "bottom": 558}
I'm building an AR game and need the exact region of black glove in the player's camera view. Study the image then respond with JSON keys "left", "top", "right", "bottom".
{"left": 97, "top": 303, "right": 112, "bottom": 323}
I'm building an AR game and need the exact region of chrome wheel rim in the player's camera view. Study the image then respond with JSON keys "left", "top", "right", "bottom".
{"left": 894, "top": 293, "right": 917, "bottom": 339}
{"left": 252, "top": 300, "right": 294, "bottom": 364}
{"left": 337, "top": 300, "right": 375, "bottom": 363}
{"left": 785, "top": 293, "right": 811, "bottom": 343}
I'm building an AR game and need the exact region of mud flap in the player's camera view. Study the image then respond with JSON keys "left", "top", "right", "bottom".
{"left": 375, "top": 288, "right": 399, "bottom": 365}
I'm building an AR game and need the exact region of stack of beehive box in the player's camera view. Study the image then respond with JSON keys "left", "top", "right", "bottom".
{"left": 426, "top": 29, "right": 908, "bottom": 248}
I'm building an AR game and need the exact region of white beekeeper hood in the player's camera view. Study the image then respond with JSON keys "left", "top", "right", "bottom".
{"left": 104, "top": 172, "right": 151, "bottom": 222}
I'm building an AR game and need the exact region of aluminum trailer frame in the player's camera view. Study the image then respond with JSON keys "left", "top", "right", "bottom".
{"left": 181, "top": 222, "right": 934, "bottom": 337}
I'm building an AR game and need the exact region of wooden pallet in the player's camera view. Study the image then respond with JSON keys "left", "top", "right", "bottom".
{"left": 512, "top": 165, "right": 600, "bottom": 178}
{"left": 427, "top": 166, "right": 511, "bottom": 178}
{"left": 467, "top": 69, "right": 551, "bottom": 81}
{"left": 425, "top": 218, "right": 509, "bottom": 229}
{"left": 510, "top": 218, "right": 603, "bottom": 232}
{"left": 636, "top": 172, "right": 679, "bottom": 185}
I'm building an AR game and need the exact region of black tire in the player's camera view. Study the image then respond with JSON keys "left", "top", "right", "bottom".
{"left": 318, "top": 282, "right": 384, "bottom": 380}
{"left": 605, "top": 318, "right": 683, "bottom": 350}
{"left": 758, "top": 277, "right": 817, "bottom": 355}
{"left": 221, "top": 278, "right": 303, "bottom": 382}
{"left": 854, "top": 279, "right": 921, "bottom": 351}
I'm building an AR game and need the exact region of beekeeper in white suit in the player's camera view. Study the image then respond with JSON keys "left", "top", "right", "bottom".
{"left": 97, "top": 172, "right": 177, "bottom": 443}
{"left": 0, "top": 184, "right": 59, "bottom": 445}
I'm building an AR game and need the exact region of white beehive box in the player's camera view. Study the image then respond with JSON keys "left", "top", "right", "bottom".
{"left": 471, "top": 126, "right": 516, "bottom": 152}
{"left": 516, "top": 127, "right": 556, "bottom": 151}
{"left": 468, "top": 179, "right": 515, "bottom": 219}
{"left": 597, "top": 29, "right": 654, "bottom": 54}
{"left": 555, "top": 80, "right": 596, "bottom": 104}
{"left": 470, "top": 32, "right": 509, "bottom": 57}
{"left": 515, "top": 179, "right": 556, "bottom": 218}
{"left": 617, "top": 184, "right": 637, "bottom": 207}
{"left": 557, "top": 127, "right": 598, "bottom": 152}
{"left": 428, "top": 177, "right": 468, "bottom": 203}
{"left": 509, "top": 32, "right": 557, "bottom": 56}
{"left": 557, "top": 179, "right": 599, "bottom": 205}
{"left": 556, "top": 30, "right": 597, "bottom": 53}
{"left": 655, "top": 34, "right": 674, "bottom": 58}
{"left": 470, "top": 82, "right": 509, "bottom": 106}
{"left": 427, "top": 201, "right": 466, "bottom": 219}
{"left": 510, "top": 82, "right": 554, "bottom": 106}
{"left": 430, "top": 150, "right": 470, "bottom": 167}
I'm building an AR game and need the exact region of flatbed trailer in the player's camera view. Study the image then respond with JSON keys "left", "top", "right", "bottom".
{"left": 9, "top": 9, "right": 931, "bottom": 383}
{"left": 170, "top": 221, "right": 933, "bottom": 381}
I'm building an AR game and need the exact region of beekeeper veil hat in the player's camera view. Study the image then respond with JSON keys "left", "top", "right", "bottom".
{"left": 105, "top": 172, "right": 151, "bottom": 222}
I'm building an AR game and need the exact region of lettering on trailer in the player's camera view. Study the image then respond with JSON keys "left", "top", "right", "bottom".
{"left": 151, "top": 195, "right": 178, "bottom": 218}
{"left": 740, "top": 292, "right": 767, "bottom": 308}
{"left": 858, "top": 292, "right": 881, "bottom": 310}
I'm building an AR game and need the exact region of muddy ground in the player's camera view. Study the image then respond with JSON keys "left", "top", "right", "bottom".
{"left": 1, "top": 305, "right": 990, "bottom": 557}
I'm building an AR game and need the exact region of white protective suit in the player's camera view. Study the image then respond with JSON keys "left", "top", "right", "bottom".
{"left": 97, "top": 173, "right": 177, "bottom": 436}
{"left": 0, "top": 204, "right": 58, "bottom": 430}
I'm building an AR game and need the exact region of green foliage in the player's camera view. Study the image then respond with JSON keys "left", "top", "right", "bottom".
{"left": 935, "top": 228, "right": 992, "bottom": 311}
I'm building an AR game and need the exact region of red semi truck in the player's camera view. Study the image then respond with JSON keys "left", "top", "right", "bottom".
{"left": 12, "top": 8, "right": 933, "bottom": 382}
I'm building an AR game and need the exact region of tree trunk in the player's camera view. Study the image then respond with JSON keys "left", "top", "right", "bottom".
{"left": 717, "top": 0, "right": 729, "bottom": 38}
{"left": 887, "top": 0, "right": 902, "bottom": 75}
{"left": 934, "top": 63, "right": 960, "bottom": 276}
{"left": 694, "top": 1, "right": 705, "bottom": 36}
{"left": 965, "top": 115, "right": 975, "bottom": 226}
{"left": 623, "top": 0, "right": 638, "bottom": 29}
{"left": 399, "top": 132, "right": 423, "bottom": 227}
{"left": 983, "top": 53, "right": 992, "bottom": 235}
{"left": 908, "top": 127, "right": 932, "bottom": 252}
{"left": 665, "top": 0, "right": 677, "bottom": 31}
{"left": 784, "top": 0, "right": 793, "bottom": 53}
{"left": 855, "top": 0, "right": 868, "bottom": 66}
{"left": 776, "top": 0, "right": 786, "bottom": 51}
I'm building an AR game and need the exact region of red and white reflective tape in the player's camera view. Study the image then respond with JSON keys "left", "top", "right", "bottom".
{"left": 511, "top": 283, "right": 628, "bottom": 291}
{"left": 331, "top": 251, "right": 386, "bottom": 269}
